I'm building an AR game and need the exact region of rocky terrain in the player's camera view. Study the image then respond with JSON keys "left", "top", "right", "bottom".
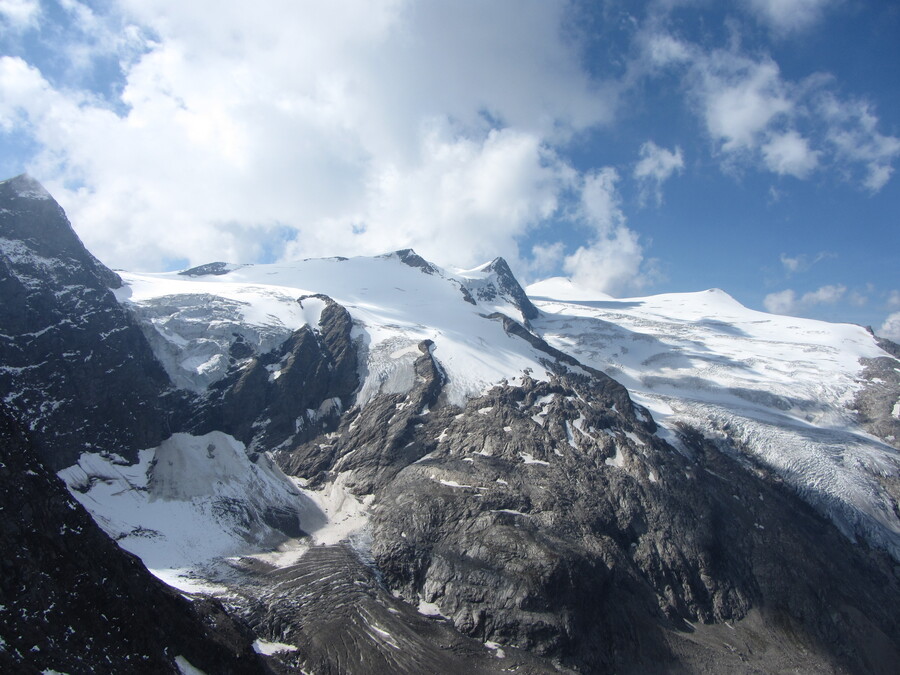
{"left": 2, "top": 173, "right": 900, "bottom": 674}
{"left": 0, "top": 403, "right": 267, "bottom": 674}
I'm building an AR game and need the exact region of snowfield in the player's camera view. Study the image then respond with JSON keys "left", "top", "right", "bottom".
{"left": 528, "top": 279, "right": 900, "bottom": 558}
{"left": 118, "top": 252, "right": 550, "bottom": 405}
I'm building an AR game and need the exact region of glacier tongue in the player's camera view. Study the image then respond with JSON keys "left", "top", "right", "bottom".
{"left": 529, "top": 284, "right": 900, "bottom": 558}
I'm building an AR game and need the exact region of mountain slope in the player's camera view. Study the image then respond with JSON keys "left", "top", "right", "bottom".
{"left": 527, "top": 280, "right": 900, "bottom": 560}
{"left": 0, "top": 403, "right": 267, "bottom": 675}
{"left": 2, "top": 175, "right": 900, "bottom": 674}
{"left": 0, "top": 174, "right": 173, "bottom": 471}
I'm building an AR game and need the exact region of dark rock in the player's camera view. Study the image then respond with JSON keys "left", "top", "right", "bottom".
{"left": 178, "top": 261, "right": 243, "bottom": 276}
{"left": 463, "top": 257, "right": 539, "bottom": 322}
{"left": 194, "top": 295, "right": 359, "bottom": 452}
{"left": 226, "top": 544, "right": 557, "bottom": 675}
{"left": 389, "top": 248, "right": 441, "bottom": 275}
{"left": 0, "top": 404, "right": 267, "bottom": 675}
{"left": 0, "top": 174, "right": 174, "bottom": 470}
{"left": 278, "top": 339, "right": 444, "bottom": 492}
{"left": 852, "top": 355, "right": 900, "bottom": 451}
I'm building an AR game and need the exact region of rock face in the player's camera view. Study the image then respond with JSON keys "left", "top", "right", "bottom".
{"left": 193, "top": 295, "right": 359, "bottom": 452}
{"left": 0, "top": 174, "right": 172, "bottom": 471}
{"left": 279, "top": 359, "right": 900, "bottom": 674}
{"left": 853, "top": 339, "right": 900, "bottom": 449}
{"left": 463, "top": 256, "right": 539, "bottom": 322}
{"left": 0, "top": 404, "right": 267, "bottom": 675}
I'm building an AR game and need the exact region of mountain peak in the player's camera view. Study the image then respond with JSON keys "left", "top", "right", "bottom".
{"left": 0, "top": 173, "right": 53, "bottom": 202}
{"left": 386, "top": 248, "right": 440, "bottom": 275}
{"left": 0, "top": 173, "right": 121, "bottom": 290}
{"left": 459, "top": 256, "right": 539, "bottom": 322}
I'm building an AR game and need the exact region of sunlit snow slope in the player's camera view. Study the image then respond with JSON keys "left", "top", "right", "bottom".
{"left": 118, "top": 251, "right": 550, "bottom": 405}
{"left": 528, "top": 278, "right": 900, "bottom": 559}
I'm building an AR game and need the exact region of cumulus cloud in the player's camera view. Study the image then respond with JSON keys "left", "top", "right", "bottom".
{"left": 887, "top": 290, "right": 900, "bottom": 309}
{"left": 633, "top": 141, "right": 684, "bottom": 205}
{"left": 527, "top": 241, "right": 566, "bottom": 278}
{"left": 639, "top": 27, "right": 899, "bottom": 191}
{"left": 763, "top": 283, "right": 846, "bottom": 314}
{"left": 0, "top": 0, "right": 40, "bottom": 31}
{"left": 879, "top": 313, "right": 900, "bottom": 342}
{"left": 562, "top": 168, "right": 650, "bottom": 296}
{"left": 696, "top": 55, "right": 792, "bottom": 154}
{"left": 818, "top": 94, "right": 900, "bottom": 192}
{"left": 0, "top": 0, "right": 616, "bottom": 273}
{"left": 744, "top": 0, "right": 836, "bottom": 35}
{"left": 762, "top": 130, "right": 819, "bottom": 178}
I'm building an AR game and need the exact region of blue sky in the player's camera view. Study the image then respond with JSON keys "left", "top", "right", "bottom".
{"left": 1, "top": 0, "right": 898, "bottom": 337}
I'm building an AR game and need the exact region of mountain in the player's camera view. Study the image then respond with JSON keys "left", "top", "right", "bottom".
{"left": 2, "top": 174, "right": 900, "bottom": 674}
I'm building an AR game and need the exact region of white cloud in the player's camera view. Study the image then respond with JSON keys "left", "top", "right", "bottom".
{"left": 763, "top": 289, "right": 798, "bottom": 314}
{"left": 0, "top": 0, "right": 39, "bottom": 30}
{"left": 527, "top": 241, "right": 566, "bottom": 278}
{"left": 886, "top": 290, "right": 900, "bottom": 309}
{"left": 779, "top": 253, "right": 802, "bottom": 273}
{"left": 819, "top": 94, "right": 900, "bottom": 193}
{"left": 762, "top": 130, "right": 819, "bottom": 178}
{"left": 639, "top": 28, "right": 899, "bottom": 191}
{"left": 561, "top": 168, "right": 650, "bottom": 296}
{"left": 698, "top": 55, "right": 792, "bottom": 153}
{"left": 744, "top": 0, "right": 836, "bottom": 34}
{"left": 634, "top": 140, "right": 684, "bottom": 205}
{"left": 879, "top": 312, "right": 900, "bottom": 342}
{"left": 802, "top": 283, "right": 846, "bottom": 305}
{"left": 778, "top": 250, "right": 833, "bottom": 274}
{"left": 764, "top": 283, "right": 846, "bottom": 315}
{"left": 0, "top": 0, "right": 615, "bottom": 272}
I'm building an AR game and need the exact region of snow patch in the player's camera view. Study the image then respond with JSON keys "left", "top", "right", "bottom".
{"left": 58, "top": 432, "right": 317, "bottom": 589}
{"left": 520, "top": 453, "right": 550, "bottom": 466}
{"left": 253, "top": 639, "right": 299, "bottom": 655}
{"left": 484, "top": 641, "right": 507, "bottom": 659}
{"left": 605, "top": 448, "right": 625, "bottom": 468}
{"left": 174, "top": 656, "right": 207, "bottom": 675}
{"left": 417, "top": 599, "right": 448, "bottom": 619}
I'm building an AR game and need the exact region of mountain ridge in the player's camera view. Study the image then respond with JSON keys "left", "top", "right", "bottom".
{"left": 2, "top": 176, "right": 900, "bottom": 674}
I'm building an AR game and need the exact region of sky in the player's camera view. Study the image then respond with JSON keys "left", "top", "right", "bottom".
{"left": 1, "top": 0, "right": 898, "bottom": 339}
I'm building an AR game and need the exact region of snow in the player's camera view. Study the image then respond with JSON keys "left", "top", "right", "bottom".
{"left": 605, "top": 448, "right": 625, "bottom": 468}
{"left": 58, "top": 432, "right": 321, "bottom": 589}
{"left": 484, "top": 641, "right": 507, "bottom": 658}
{"left": 417, "top": 599, "right": 448, "bottom": 618}
{"left": 529, "top": 281, "right": 900, "bottom": 558}
{"left": 292, "top": 471, "right": 370, "bottom": 546}
{"left": 116, "top": 252, "right": 557, "bottom": 405}
{"left": 174, "top": 656, "right": 208, "bottom": 675}
{"left": 892, "top": 398, "right": 900, "bottom": 420}
{"left": 520, "top": 452, "right": 550, "bottom": 466}
{"left": 253, "top": 639, "right": 299, "bottom": 655}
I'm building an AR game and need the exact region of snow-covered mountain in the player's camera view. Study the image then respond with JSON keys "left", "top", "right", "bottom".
{"left": 528, "top": 279, "right": 900, "bottom": 559}
{"left": 3, "top": 173, "right": 900, "bottom": 674}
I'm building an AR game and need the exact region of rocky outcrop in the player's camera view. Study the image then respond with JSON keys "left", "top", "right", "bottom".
{"left": 360, "top": 370, "right": 900, "bottom": 673}
{"left": 278, "top": 339, "right": 443, "bottom": 492}
{"left": 0, "top": 404, "right": 267, "bottom": 675}
{"left": 852, "top": 345, "right": 900, "bottom": 450}
{"left": 193, "top": 295, "right": 359, "bottom": 452}
{"left": 228, "top": 544, "right": 557, "bottom": 675}
{"left": 0, "top": 174, "right": 173, "bottom": 470}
